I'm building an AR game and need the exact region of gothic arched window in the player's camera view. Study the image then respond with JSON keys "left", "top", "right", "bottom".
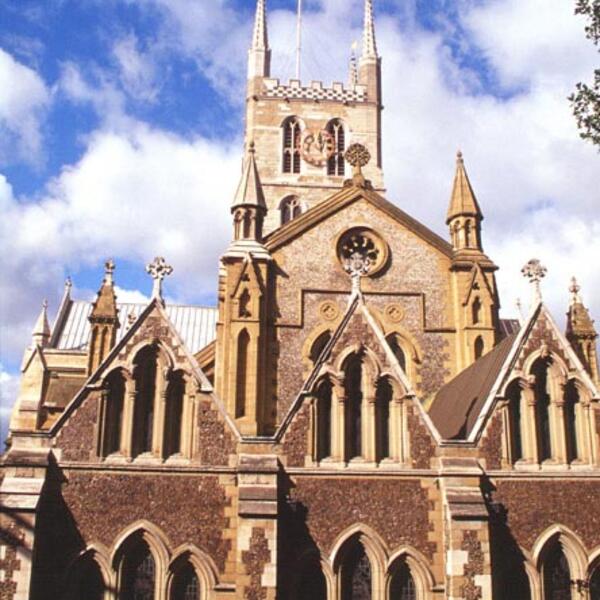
{"left": 341, "top": 541, "right": 372, "bottom": 600}
{"left": 122, "top": 542, "right": 156, "bottom": 600}
{"left": 564, "top": 380, "right": 580, "bottom": 463}
{"left": 164, "top": 371, "right": 185, "bottom": 458}
{"left": 282, "top": 117, "right": 301, "bottom": 174}
{"left": 474, "top": 336, "right": 485, "bottom": 360}
{"left": 280, "top": 195, "right": 303, "bottom": 225}
{"left": 542, "top": 544, "right": 571, "bottom": 600}
{"left": 310, "top": 330, "right": 332, "bottom": 365}
{"left": 386, "top": 334, "right": 407, "bottom": 373}
{"left": 103, "top": 370, "right": 125, "bottom": 456}
{"left": 507, "top": 381, "right": 523, "bottom": 463}
{"left": 344, "top": 353, "right": 363, "bottom": 461}
{"left": 375, "top": 377, "right": 392, "bottom": 461}
{"left": 326, "top": 119, "right": 346, "bottom": 176}
{"left": 316, "top": 379, "right": 332, "bottom": 461}
{"left": 171, "top": 562, "right": 200, "bottom": 600}
{"left": 133, "top": 346, "right": 158, "bottom": 457}
{"left": 298, "top": 555, "right": 327, "bottom": 600}
{"left": 236, "top": 329, "right": 250, "bottom": 419}
{"left": 389, "top": 559, "right": 416, "bottom": 600}
{"left": 590, "top": 565, "right": 600, "bottom": 600}
{"left": 532, "top": 358, "right": 553, "bottom": 462}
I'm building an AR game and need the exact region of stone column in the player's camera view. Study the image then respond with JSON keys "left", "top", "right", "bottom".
{"left": 332, "top": 384, "right": 346, "bottom": 463}
{"left": 122, "top": 379, "right": 136, "bottom": 458}
{"left": 364, "top": 393, "right": 376, "bottom": 463}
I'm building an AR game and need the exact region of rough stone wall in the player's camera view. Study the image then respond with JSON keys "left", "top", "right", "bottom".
{"left": 479, "top": 411, "right": 503, "bottom": 470}
{"left": 460, "top": 530, "right": 484, "bottom": 600}
{"left": 0, "top": 517, "right": 24, "bottom": 600}
{"left": 493, "top": 480, "right": 600, "bottom": 551}
{"left": 281, "top": 402, "right": 310, "bottom": 468}
{"left": 55, "top": 390, "right": 100, "bottom": 463}
{"left": 59, "top": 471, "right": 232, "bottom": 571}
{"left": 407, "top": 403, "right": 437, "bottom": 469}
{"left": 196, "top": 396, "right": 237, "bottom": 466}
{"left": 285, "top": 477, "right": 436, "bottom": 559}
{"left": 272, "top": 198, "right": 453, "bottom": 422}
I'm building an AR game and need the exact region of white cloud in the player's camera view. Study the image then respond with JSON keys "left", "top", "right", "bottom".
{"left": 114, "top": 286, "right": 151, "bottom": 305}
{"left": 112, "top": 33, "right": 159, "bottom": 102}
{"left": 0, "top": 47, "right": 50, "bottom": 163}
{"left": 0, "top": 364, "right": 19, "bottom": 442}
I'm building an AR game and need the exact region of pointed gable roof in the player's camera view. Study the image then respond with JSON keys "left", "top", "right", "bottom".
{"left": 265, "top": 182, "right": 453, "bottom": 258}
{"left": 446, "top": 151, "right": 482, "bottom": 224}
{"left": 232, "top": 143, "right": 266, "bottom": 211}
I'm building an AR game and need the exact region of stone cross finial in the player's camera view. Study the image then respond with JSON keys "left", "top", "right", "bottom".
{"left": 146, "top": 257, "right": 173, "bottom": 302}
{"left": 521, "top": 259, "right": 547, "bottom": 303}
{"left": 105, "top": 259, "right": 115, "bottom": 285}
{"left": 345, "top": 143, "right": 371, "bottom": 186}
{"left": 569, "top": 276, "right": 582, "bottom": 305}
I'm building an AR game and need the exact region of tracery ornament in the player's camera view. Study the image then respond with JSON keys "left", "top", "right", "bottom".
{"left": 345, "top": 143, "right": 371, "bottom": 169}
{"left": 521, "top": 258, "right": 547, "bottom": 302}
{"left": 384, "top": 304, "right": 405, "bottom": 323}
{"left": 336, "top": 227, "right": 388, "bottom": 282}
{"left": 319, "top": 300, "right": 341, "bottom": 322}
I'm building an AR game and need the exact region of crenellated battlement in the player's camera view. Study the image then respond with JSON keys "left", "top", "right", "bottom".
{"left": 262, "top": 78, "right": 368, "bottom": 103}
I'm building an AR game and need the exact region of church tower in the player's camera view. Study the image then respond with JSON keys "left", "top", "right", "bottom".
{"left": 245, "top": 0, "right": 385, "bottom": 233}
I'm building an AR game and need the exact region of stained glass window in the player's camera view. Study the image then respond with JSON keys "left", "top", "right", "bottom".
{"left": 341, "top": 542, "right": 371, "bottom": 600}
{"left": 389, "top": 561, "right": 416, "bottom": 600}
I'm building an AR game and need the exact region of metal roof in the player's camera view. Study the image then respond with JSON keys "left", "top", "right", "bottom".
{"left": 54, "top": 300, "right": 218, "bottom": 354}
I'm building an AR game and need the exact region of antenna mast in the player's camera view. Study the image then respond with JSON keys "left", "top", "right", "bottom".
{"left": 295, "top": 0, "right": 302, "bottom": 80}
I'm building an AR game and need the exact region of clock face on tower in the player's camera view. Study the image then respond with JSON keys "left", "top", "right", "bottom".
{"left": 298, "top": 128, "right": 335, "bottom": 167}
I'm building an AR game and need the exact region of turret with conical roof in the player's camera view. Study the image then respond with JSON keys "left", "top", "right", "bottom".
{"left": 447, "top": 151, "right": 484, "bottom": 254}
{"left": 31, "top": 300, "right": 51, "bottom": 348}
{"left": 87, "top": 259, "right": 120, "bottom": 375}
{"left": 566, "top": 277, "right": 599, "bottom": 385}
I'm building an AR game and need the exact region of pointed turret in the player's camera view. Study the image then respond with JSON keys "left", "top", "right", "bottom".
{"left": 248, "top": 0, "right": 271, "bottom": 83}
{"left": 231, "top": 142, "right": 267, "bottom": 243}
{"left": 362, "top": 0, "right": 378, "bottom": 60}
{"left": 566, "top": 277, "right": 599, "bottom": 385}
{"left": 87, "top": 259, "right": 120, "bottom": 375}
{"left": 447, "top": 151, "right": 483, "bottom": 253}
{"left": 32, "top": 300, "right": 51, "bottom": 347}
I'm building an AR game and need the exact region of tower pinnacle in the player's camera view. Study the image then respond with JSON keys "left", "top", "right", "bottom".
{"left": 32, "top": 300, "right": 51, "bottom": 347}
{"left": 252, "top": 0, "right": 268, "bottom": 50}
{"left": 362, "top": 0, "right": 378, "bottom": 60}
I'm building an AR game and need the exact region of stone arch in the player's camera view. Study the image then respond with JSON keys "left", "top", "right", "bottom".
{"left": 167, "top": 545, "right": 220, "bottom": 600}
{"left": 331, "top": 525, "right": 388, "bottom": 600}
{"left": 129, "top": 339, "right": 177, "bottom": 375}
{"left": 382, "top": 327, "right": 422, "bottom": 376}
{"left": 386, "top": 546, "right": 435, "bottom": 600}
{"left": 279, "top": 194, "right": 305, "bottom": 225}
{"left": 291, "top": 549, "right": 331, "bottom": 600}
{"left": 302, "top": 324, "right": 334, "bottom": 370}
{"left": 533, "top": 525, "right": 588, "bottom": 584}
{"left": 63, "top": 546, "right": 111, "bottom": 600}
{"left": 111, "top": 520, "right": 171, "bottom": 573}
{"left": 587, "top": 549, "right": 600, "bottom": 600}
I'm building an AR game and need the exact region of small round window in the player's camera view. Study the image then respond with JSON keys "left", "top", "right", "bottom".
{"left": 335, "top": 227, "right": 388, "bottom": 278}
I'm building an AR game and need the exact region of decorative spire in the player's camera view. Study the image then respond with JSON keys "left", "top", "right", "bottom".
{"left": 521, "top": 259, "right": 547, "bottom": 304}
{"left": 252, "top": 0, "right": 268, "bottom": 50}
{"left": 232, "top": 142, "right": 267, "bottom": 211}
{"left": 104, "top": 258, "right": 115, "bottom": 285}
{"left": 362, "top": 0, "right": 378, "bottom": 59}
{"left": 146, "top": 257, "right": 173, "bottom": 303}
{"left": 64, "top": 276, "right": 72, "bottom": 295}
{"left": 447, "top": 151, "right": 482, "bottom": 224}
{"left": 569, "top": 276, "right": 582, "bottom": 306}
{"left": 90, "top": 259, "right": 119, "bottom": 319}
{"left": 32, "top": 300, "right": 51, "bottom": 347}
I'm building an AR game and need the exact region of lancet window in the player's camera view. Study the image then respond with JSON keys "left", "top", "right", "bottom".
{"left": 563, "top": 380, "right": 580, "bottom": 463}
{"left": 389, "top": 560, "right": 416, "bottom": 600}
{"left": 163, "top": 371, "right": 185, "bottom": 458}
{"left": 507, "top": 381, "right": 524, "bottom": 463}
{"left": 472, "top": 296, "right": 482, "bottom": 325}
{"left": 375, "top": 377, "right": 392, "bottom": 461}
{"left": 282, "top": 117, "right": 301, "bottom": 174}
{"left": 121, "top": 541, "right": 156, "bottom": 600}
{"left": 315, "top": 379, "right": 332, "bottom": 461}
{"left": 386, "top": 334, "right": 407, "bottom": 373}
{"left": 590, "top": 566, "right": 600, "bottom": 600}
{"left": 532, "top": 358, "right": 553, "bottom": 462}
{"left": 67, "top": 554, "right": 105, "bottom": 600}
{"left": 236, "top": 329, "right": 250, "bottom": 419}
{"left": 171, "top": 562, "right": 201, "bottom": 600}
{"left": 474, "top": 336, "right": 485, "bottom": 360}
{"left": 326, "top": 119, "right": 346, "bottom": 176}
{"left": 280, "top": 195, "right": 303, "bottom": 225}
{"left": 132, "top": 346, "right": 158, "bottom": 457}
{"left": 102, "top": 369, "right": 125, "bottom": 456}
{"left": 542, "top": 543, "right": 571, "bottom": 600}
{"left": 344, "top": 353, "right": 363, "bottom": 461}
{"left": 341, "top": 541, "right": 372, "bottom": 600}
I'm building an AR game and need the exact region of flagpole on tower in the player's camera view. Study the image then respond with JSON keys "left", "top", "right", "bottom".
{"left": 295, "top": 0, "right": 302, "bottom": 80}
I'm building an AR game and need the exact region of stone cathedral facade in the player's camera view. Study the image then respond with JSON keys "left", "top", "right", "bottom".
{"left": 2, "top": 2, "right": 600, "bottom": 599}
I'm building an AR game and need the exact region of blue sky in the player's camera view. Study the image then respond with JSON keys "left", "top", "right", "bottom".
{"left": 0, "top": 0, "right": 598, "bottom": 439}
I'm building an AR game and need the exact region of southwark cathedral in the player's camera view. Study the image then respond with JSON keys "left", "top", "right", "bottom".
{"left": 2, "top": 1, "right": 600, "bottom": 599}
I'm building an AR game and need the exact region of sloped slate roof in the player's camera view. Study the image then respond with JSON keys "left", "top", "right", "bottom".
{"left": 428, "top": 332, "right": 519, "bottom": 440}
{"left": 54, "top": 300, "right": 218, "bottom": 354}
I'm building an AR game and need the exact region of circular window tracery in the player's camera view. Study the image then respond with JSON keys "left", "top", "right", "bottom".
{"left": 336, "top": 227, "right": 388, "bottom": 279}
